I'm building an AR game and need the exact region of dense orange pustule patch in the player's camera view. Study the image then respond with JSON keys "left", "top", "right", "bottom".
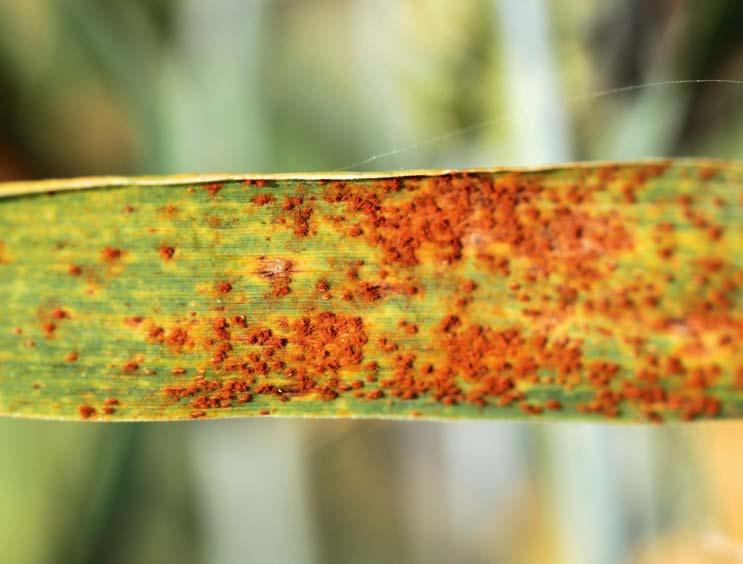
{"left": 159, "top": 311, "right": 369, "bottom": 409}
{"left": 323, "top": 171, "right": 644, "bottom": 270}
{"left": 420, "top": 316, "right": 725, "bottom": 420}
{"left": 291, "top": 312, "right": 367, "bottom": 373}
{"left": 375, "top": 322, "right": 526, "bottom": 406}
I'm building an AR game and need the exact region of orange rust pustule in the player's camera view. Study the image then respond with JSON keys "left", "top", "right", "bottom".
{"left": 124, "top": 316, "right": 144, "bottom": 327}
{"left": 51, "top": 308, "right": 69, "bottom": 320}
{"left": 164, "top": 326, "right": 193, "bottom": 352}
{"left": 78, "top": 405, "right": 96, "bottom": 419}
{"left": 460, "top": 279, "right": 477, "bottom": 293}
{"left": 252, "top": 193, "right": 273, "bottom": 206}
{"left": 157, "top": 204, "right": 178, "bottom": 219}
{"left": 121, "top": 361, "right": 139, "bottom": 373}
{"left": 315, "top": 279, "right": 330, "bottom": 293}
{"left": 212, "top": 317, "right": 230, "bottom": 340}
{"left": 204, "top": 183, "right": 223, "bottom": 196}
{"left": 215, "top": 281, "right": 232, "bottom": 295}
{"left": 101, "top": 246, "right": 123, "bottom": 262}
{"left": 398, "top": 320, "right": 418, "bottom": 335}
{"left": 282, "top": 196, "right": 303, "bottom": 211}
{"left": 356, "top": 281, "right": 382, "bottom": 302}
{"left": 41, "top": 307, "right": 71, "bottom": 339}
{"left": 159, "top": 245, "right": 176, "bottom": 261}
{"left": 544, "top": 399, "right": 563, "bottom": 410}
{"left": 291, "top": 207, "right": 313, "bottom": 237}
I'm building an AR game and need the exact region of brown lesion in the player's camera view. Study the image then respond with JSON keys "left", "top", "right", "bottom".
{"left": 256, "top": 257, "right": 294, "bottom": 298}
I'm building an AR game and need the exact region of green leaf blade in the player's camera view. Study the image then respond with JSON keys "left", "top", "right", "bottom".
{"left": 1, "top": 159, "right": 741, "bottom": 423}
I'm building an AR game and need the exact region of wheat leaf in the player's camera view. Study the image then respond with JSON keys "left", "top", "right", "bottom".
{"left": 1, "top": 159, "right": 741, "bottom": 422}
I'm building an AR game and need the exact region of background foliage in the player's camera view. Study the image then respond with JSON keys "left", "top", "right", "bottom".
{"left": 1, "top": 1, "right": 743, "bottom": 563}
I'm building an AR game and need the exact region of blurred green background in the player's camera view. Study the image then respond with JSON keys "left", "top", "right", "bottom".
{"left": 1, "top": 1, "right": 743, "bottom": 563}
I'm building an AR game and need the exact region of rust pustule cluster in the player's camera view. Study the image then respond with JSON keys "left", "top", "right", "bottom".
{"left": 158, "top": 311, "right": 369, "bottom": 417}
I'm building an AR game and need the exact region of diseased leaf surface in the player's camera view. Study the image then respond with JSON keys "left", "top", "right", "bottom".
{"left": 0, "top": 160, "right": 741, "bottom": 422}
